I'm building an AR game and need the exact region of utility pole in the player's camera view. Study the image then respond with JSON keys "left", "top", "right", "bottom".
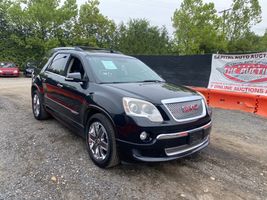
{"left": 219, "top": 8, "right": 232, "bottom": 34}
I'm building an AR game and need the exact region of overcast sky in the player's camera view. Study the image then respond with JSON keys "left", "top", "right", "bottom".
{"left": 77, "top": 0, "right": 267, "bottom": 36}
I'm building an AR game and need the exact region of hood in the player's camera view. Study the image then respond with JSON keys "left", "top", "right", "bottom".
{"left": 103, "top": 82, "right": 199, "bottom": 105}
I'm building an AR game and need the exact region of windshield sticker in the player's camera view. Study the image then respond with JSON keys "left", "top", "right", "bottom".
{"left": 101, "top": 61, "right": 117, "bottom": 70}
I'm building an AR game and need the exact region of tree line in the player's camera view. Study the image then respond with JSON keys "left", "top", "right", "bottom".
{"left": 0, "top": 0, "right": 266, "bottom": 68}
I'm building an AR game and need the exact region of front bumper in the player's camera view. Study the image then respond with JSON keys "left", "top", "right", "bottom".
{"left": 0, "top": 73, "right": 19, "bottom": 77}
{"left": 117, "top": 121, "right": 211, "bottom": 162}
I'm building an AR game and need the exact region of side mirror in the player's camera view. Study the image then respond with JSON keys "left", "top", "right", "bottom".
{"left": 65, "top": 72, "right": 83, "bottom": 82}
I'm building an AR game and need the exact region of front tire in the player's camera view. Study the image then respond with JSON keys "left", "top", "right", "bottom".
{"left": 32, "top": 90, "right": 50, "bottom": 120}
{"left": 86, "top": 113, "right": 119, "bottom": 168}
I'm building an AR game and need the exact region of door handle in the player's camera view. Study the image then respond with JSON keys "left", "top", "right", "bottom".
{"left": 57, "top": 83, "right": 63, "bottom": 88}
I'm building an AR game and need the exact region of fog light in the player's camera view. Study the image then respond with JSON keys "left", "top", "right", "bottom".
{"left": 140, "top": 131, "right": 148, "bottom": 141}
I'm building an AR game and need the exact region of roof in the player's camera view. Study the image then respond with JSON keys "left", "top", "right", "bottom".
{"left": 48, "top": 46, "right": 135, "bottom": 59}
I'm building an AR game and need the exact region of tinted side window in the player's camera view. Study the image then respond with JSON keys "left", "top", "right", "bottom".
{"left": 68, "top": 57, "right": 85, "bottom": 78}
{"left": 47, "top": 53, "right": 69, "bottom": 76}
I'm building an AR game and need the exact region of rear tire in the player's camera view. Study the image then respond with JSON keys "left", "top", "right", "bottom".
{"left": 32, "top": 90, "right": 50, "bottom": 120}
{"left": 86, "top": 113, "right": 119, "bottom": 168}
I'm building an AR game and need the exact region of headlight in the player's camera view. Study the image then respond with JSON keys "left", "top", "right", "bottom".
{"left": 0, "top": 70, "right": 2, "bottom": 73}
{"left": 13, "top": 70, "right": 18, "bottom": 73}
{"left": 123, "top": 97, "right": 163, "bottom": 123}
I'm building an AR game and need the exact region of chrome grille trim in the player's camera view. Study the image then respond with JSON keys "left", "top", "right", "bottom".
{"left": 156, "top": 121, "right": 212, "bottom": 140}
{"left": 165, "top": 137, "right": 209, "bottom": 156}
{"left": 161, "top": 96, "right": 207, "bottom": 122}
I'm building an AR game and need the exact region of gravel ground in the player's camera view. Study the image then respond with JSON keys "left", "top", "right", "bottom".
{"left": 0, "top": 78, "right": 266, "bottom": 200}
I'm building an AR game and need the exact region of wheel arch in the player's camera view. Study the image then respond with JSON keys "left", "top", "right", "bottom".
{"left": 31, "top": 83, "right": 43, "bottom": 97}
{"left": 31, "top": 85, "right": 38, "bottom": 97}
{"left": 84, "top": 105, "right": 118, "bottom": 138}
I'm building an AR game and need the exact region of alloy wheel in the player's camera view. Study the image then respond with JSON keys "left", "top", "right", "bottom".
{"left": 33, "top": 94, "right": 40, "bottom": 117}
{"left": 88, "top": 122, "right": 109, "bottom": 161}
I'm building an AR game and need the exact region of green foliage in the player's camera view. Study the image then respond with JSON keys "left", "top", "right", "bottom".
{"left": 172, "top": 0, "right": 264, "bottom": 54}
{"left": 227, "top": 31, "right": 262, "bottom": 52}
{"left": 0, "top": 0, "right": 115, "bottom": 67}
{"left": 0, "top": 0, "right": 266, "bottom": 68}
{"left": 258, "top": 31, "right": 267, "bottom": 51}
{"left": 72, "top": 0, "right": 116, "bottom": 48}
{"left": 115, "top": 19, "right": 171, "bottom": 55}
{"left": 172, "top": 0, "right": 227, "bottom": 55}
{"left": 0, "top": 0, "right": 78, "bottom": 67}
{"left": 225, "top": 0, "right": 262, "bottom": 41}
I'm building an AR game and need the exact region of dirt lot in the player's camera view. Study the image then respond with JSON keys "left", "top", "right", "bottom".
{"left": 0, "top": 78, "right": 266, "bottom": 200}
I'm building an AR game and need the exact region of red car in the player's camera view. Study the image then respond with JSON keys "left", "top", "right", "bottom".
{"left": 0, "top": 62, "right": 20, "bottom": 77}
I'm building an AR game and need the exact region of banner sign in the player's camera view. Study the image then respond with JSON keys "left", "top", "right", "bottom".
{"left": 208, "top": 52, "right": 267, "bottom": 96}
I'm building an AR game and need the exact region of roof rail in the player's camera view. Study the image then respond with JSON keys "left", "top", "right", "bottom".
{"left": 48, "top": 47, "right": 81, "bottom": 55}
{"left": 49, "top": 46, "right": 121, "bottom": 55}
{"left": 52, "top": 47, "right": 82, "bottom": 51}
{"left": 75, "top": 46, "right": 121, "bottom": 54}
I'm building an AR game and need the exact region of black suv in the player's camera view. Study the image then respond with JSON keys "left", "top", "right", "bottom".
{"left": 31, "top": 47, "right": 212, "bottom": 168}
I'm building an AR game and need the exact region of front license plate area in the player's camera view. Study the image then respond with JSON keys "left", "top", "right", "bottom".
{"left": 189, "top": 130, "right": 204, "bottom": 144}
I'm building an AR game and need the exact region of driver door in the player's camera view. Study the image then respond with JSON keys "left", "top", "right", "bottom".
{"left": 59, "top": 55, "right": 88, "bottom": 132}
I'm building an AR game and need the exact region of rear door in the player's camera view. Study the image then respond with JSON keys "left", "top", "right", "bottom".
{"left": 43, "top": 53, "right": 70, "bottom": 117}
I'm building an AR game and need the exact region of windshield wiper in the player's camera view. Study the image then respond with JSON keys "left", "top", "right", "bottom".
{"left": 99, "top": 81, "right": 130, "bottom": 84}
{"left": 138, "top": 80, "right": 165, "bottom": 83}
{"left": 99, "top": 80, "right": 165, "bottom": 84}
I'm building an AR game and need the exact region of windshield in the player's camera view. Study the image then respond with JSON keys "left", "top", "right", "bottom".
{"left": 0, "top": 62, "right": 16, "bottom": 68}
{"left": 87, "top": 56, "right": 164, "bottom": 83}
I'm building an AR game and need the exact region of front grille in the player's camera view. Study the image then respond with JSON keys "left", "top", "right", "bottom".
{"left": 162, "top": 97, "right": 206, "bottom": 122}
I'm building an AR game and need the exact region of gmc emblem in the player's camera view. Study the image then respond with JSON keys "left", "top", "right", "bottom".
{"left": 181, "top": 104, "right": 199, "bottom": 113}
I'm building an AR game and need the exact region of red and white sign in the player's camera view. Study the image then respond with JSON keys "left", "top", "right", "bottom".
{"left": 208, "top": 52, "right": 267, "bottom": 96}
